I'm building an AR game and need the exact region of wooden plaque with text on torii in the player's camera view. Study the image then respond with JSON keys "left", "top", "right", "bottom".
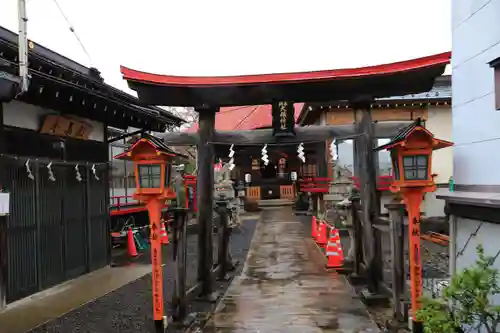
{"left": 272, "top": 101, "right": 296, "bottom": 137}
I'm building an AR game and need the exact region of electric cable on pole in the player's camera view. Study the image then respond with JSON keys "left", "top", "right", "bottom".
{"left": 51, "top": 0, "right": 94, "bottom": 66}
{"left": 17, "top": 0, "right": 95, "bottom": 96}
{"left": 18, "top": 0, "right": 29, "bottom": 94}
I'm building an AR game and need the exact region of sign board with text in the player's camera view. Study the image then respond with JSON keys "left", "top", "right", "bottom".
{"left": 271, "top": 101, "right": 296, "bottom": 137}
{"left": 40, "top": 115, "right": 93, "bottom": 140}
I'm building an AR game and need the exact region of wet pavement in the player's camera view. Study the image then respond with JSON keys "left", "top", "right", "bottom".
{"left": 19, "top": 219, "right": 258, "bottom": 333}
{"left": 0, "top": 265, "right": 153, "bottom": 333}
{"left": 204, "top": 208, "right": 379, "bottom": 333}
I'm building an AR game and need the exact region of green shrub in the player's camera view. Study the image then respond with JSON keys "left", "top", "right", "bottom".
{"left": 417, "top": 245, "right": 500, "bottom": 333}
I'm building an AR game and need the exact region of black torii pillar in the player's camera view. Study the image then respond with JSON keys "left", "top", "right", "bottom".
{"left": 195, "top": 107, "right": 217, "bottom": 301}
{"left": 353, "top": 99, "right": 379, "bottom": 294}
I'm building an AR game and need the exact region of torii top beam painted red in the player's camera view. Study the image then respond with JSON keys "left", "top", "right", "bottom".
{"left": 120, "top": 52, "right": 451, "bottom": 108}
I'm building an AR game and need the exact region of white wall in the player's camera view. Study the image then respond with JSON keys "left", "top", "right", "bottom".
{"left": 2, "top": 100, "right": 105, "bottom": 142}
{"left": 451, "top": 0, "right": 500, "bottom": 312}
{"left": 452, "top": 217, "right": 500, "bottom": 306}
{"left": 426, "top": 107, "right": 453, "bottom": 184}
{"left": 424, "top": 107, "right": 453, "bottom": 217}
{"left": 452, "top": 0, "right": 500, "bottom": 185}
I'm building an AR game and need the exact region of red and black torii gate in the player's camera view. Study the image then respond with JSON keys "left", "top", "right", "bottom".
{"left": 120, "top": 51, "right": 450, "bottom": 300}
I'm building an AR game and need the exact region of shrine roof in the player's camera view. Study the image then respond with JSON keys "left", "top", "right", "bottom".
{"left": 374, "top": 118, "right": 453, "bottom": 151}
{"left": 114, "top": 133, "right": 187, "bottom": 160}
{"left": 120, "top": 52, "right": 451, "bottom": 108}
{"left": 185, "top": 103, "right": 304, "bottom": 133}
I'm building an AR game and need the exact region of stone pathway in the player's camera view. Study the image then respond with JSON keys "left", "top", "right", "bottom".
{"left": 204, "top": 208, "right": 379, "bottom": 333}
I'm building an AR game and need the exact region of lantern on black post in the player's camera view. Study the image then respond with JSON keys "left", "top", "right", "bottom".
{"left": 114, "top": 135, "right": 186, "bottom": 333}
{"left": 375, "top": 118, "right": 453, "bottom": 333}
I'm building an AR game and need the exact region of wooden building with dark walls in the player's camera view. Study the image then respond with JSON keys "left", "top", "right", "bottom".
{"left": 0, "top": 26, "right": 183, "bottom": 306}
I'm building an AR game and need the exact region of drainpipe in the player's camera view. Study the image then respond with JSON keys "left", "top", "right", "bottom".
{"left": 449, "top": 213, "right": 457, "bottom": 276}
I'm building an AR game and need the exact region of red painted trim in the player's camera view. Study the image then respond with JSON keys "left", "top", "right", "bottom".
{"left": 184, "top": 175, "right": 197, "bottom": 212}
{"left": 110, "top": 204, "right": 168, "bottom": 216}
{"left": 352, "top": 175, "right": 393, "bottom": 191}
{"left": 299, "top": 178, "right": 332, "bottom": 194}
{"left": 307, "top": 188, "right": 330, "bottom": 193}
{"left": 302, "top": 177, "right": 333, "bottom": 182}
{"left": 110, "top": 206, "right": 148, "bottom": 216}
{"left": 120, "top": 52, "right": 450, "bottom": 87}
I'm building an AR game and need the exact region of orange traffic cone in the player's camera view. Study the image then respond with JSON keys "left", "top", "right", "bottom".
{"left": 127, "top": 228, "right": 138, "bottom": 257}
{"left": 316, "top": 221, "right": 328, "bottom": 248}
{"left": 160, "top": 222, "right": 169, "bottom": 245}
{"left": 325, "top": 227, "right": 344, "bottom": 269}
{"left": 311, "top": 216, "right": 318, "bottom": 239}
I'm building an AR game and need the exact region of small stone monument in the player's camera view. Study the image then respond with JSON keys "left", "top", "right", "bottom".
{"left": 214, "top": 163, "right": 240, "bottom": 227}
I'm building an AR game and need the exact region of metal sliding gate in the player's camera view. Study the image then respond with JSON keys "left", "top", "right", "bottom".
{"left": 0, "top": 157, "right": 109, "bottom": 303}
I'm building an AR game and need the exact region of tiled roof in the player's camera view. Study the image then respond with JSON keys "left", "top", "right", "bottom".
{"left": 114, "top": 133, "right": 188, "bottom": 160}
{"left": 374, "top": 118, "right": 423, "bottom": 151}
{"left": 376, "top": 75, "right": 451, "bottom": 102}
{"left": 185, "top": 103, "right": 304, "bottom": 132}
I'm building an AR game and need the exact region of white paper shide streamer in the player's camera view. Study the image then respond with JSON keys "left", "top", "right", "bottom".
{"left": 75, "top": 164, "right": 82, "bottom": 182}
{"left": 47, "top": 162, "right": 56, "bottom": 182}
{"left": 261, "top": 144, "right": 269, "bottom": 166}
{"left": 297, "top": 143, "right": 305, "bottom": 163}
{"left": 228, "top": 144, "right": 235, "bottom": 171}
{"left": 91, "top": 164, "right": 99, "bottom": 180}
{"left": 25, "top": 159, "right": 34, "bottom": 180}
{"left": 330, "top": 139, "right": 338, "bottom": 162}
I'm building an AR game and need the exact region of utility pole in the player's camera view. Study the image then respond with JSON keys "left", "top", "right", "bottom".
{"left": 18, "top": 0, "right": 29, "bottom": 93}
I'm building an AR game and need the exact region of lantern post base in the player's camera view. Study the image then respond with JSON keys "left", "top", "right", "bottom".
{"left": 154, "top": 317, "right": 167, "bottom": 333}
{"left": 410, "top": 319, "right": 423, "bottom": 333}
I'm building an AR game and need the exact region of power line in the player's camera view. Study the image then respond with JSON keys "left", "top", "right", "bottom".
{"left": 51, "top": 0, "right": 94, "bottom": 66}
{"left": 454, "top": 136, "right": 500, "bottom": 147}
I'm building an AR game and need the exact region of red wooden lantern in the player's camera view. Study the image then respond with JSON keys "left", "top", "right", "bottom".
{"left": 115, "top": 137, "right": 178, "bottom": 200}
{"left": 378, "top": 120, "right": 453, "bottom": 193}
{"left": 375, "top": 119, "right": 453, "bottom": 330}
{"left": 114, "top": 135, "right": 185, "bottom": 330}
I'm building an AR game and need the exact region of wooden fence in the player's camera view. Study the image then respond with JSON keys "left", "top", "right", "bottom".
{"left": 341, "top": 197, "right": 450, "bottom": 326}
{"left": 347, "top": 198, "right": 409, "bottom": 323}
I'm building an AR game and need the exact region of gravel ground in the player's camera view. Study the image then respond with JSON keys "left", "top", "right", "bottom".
{"left": 29, "top": 219, "right": 258, "bottom": 333}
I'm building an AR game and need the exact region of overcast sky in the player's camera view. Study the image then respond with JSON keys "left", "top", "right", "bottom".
{"left": 1, "top": 0, "right": 451, "bottom": 95}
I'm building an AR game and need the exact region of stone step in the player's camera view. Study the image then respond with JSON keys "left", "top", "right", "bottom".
{"left": 257, "top": 199, "right": 294, "bottom": 207}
